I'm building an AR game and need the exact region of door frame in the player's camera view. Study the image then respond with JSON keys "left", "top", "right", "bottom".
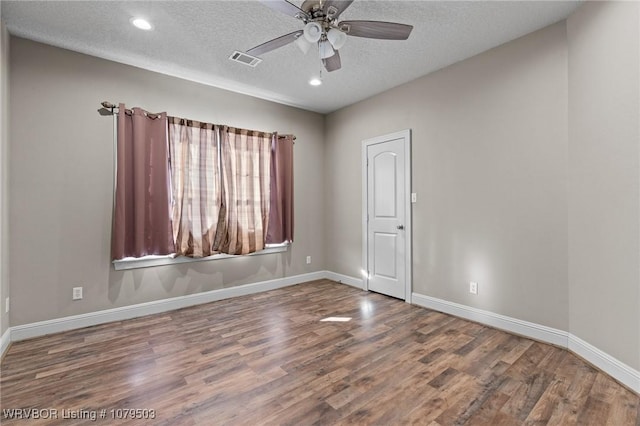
{"left": 361, "top": 129, "right": 412, "bottom": 303}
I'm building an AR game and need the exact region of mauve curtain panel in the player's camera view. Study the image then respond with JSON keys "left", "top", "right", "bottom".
{"left": 111, "top": 104, "right": 174, "bottom": 260}
{"left": 217, "top": 127, "right": 272, "bottom": 255}
{"left": 266, "top": 135, "right": 294, "bottom": 244}
{"left": 168, "top": 118, "right": 222, "bottom": 258}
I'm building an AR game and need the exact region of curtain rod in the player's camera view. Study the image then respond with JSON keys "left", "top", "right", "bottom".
{"left": 99, "top": 101, "right": 296, "bottom": 140}
{"left": 98, "top": 101, "right": 134, "bottom": 117}
{"left": 99, "top": 101, "right": 160, "bottom": 118}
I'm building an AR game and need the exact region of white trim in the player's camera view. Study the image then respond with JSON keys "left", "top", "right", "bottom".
{"left": 10, "top": 271, "right": 324, "bottom": 342}
{"left": 412, "top": 292, "right": 568, "bottom": 347}
{"left": 362, "top": 129, "right": 412, "bottom": 303}
{"left": 0, "top": 327, "right": 10, "bottom": 358}
{"left": 361, "top": 137, "right": 369, "bottom": 292}
{"left": 324, "top": 271, "right": 364, "bottom": 290}
{"left": 404, "top": 130, "right": 412, "bottom": 304}
{"left": 568, "top": 334, "right": 640, "bottom": 393}
{"left": 411, "top": 291, "right": 640, "bottom": 394}
{"left": 113, "top": 244, "right": 289, "bottom": 271}
{"left": 3, "top": 274, "right": 638, "bottom": 394}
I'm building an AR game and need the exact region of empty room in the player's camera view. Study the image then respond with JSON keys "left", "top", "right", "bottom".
{"left": 0, "top": 0, "right": 639, "bottom": 424}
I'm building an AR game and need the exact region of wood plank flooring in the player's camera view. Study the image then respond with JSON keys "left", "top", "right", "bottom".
{"left": 1, "top": 280, "right": 638, "bottom": 425}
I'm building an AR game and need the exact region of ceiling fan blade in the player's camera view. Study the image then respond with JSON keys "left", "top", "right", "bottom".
{"left": 323, "top": 50, "right": 342, "bottom": 72}
{"left": 247, "top": 31, "right": 304, "bottom": 57}
{"left": 338, "top": 20, "right": 413, "bottom": 40}
{"left": 258, "top": 0, "right": 309, "bottom": 20}
{"left": 322, "top": 0, "right": 354, "bottom": 20}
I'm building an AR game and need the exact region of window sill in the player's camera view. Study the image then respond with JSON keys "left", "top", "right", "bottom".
{"left": 112, "top": 243, "right": 289, "bottom": 271}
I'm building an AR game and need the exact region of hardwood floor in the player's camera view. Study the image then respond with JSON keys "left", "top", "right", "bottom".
{"left": 1, "top": 280, "right": 638, "bottom": 425}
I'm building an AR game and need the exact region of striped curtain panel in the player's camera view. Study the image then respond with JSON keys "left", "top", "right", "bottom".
{"left": 168, "top": 118, "right": 222, "bottom": 257}
{"left": 217, "top": 127, "right": 272, "bottom": 255}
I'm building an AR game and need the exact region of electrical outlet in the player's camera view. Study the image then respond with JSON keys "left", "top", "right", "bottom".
{"left": 5, "top": 297, "right": 9, "bottom": 313}
{"left": 306, "top": 256, "right": 311, "bottom": 265}
{"left": 469, "top": 282, "right": 478, "bottom": 295}
{"left": 411, "top": 193, "right": 417, "bottom": 203}
{"left": 72, "top": 287, "right": 83, "bottom": 300}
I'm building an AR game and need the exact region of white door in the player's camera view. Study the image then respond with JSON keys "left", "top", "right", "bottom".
{"left": 363, "top": 130, "right": 411, "bottom": 301}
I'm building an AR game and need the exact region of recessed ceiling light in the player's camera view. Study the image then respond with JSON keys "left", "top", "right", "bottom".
{"left": 131, "top": 17, "right": 153, "bottom": 31}
{"left": 309, "top": 78, "right": 322, "bottom": 86}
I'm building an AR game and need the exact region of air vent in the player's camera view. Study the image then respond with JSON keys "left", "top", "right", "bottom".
{"left": 229, "top": 51, "right": 262, "bottom": 67}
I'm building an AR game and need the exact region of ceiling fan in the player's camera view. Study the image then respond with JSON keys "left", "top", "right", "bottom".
{"left": 246, "top": 0, "right": 413, "bottom": 72}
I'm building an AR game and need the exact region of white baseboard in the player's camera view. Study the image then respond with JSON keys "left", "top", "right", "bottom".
{"left": 3, "top": 273, "right": 638, "bottom": 395}
{"left": 0, "top": 327, "right": 10, "bottom": 358}
{"left": 412, "top": 292, "right": 640, "bottom": 394}
{"left": 9, "top": 271, "right": 326, "bottom": 343}
{"left": 411, "top": 293, "right": 568, "bottom": 347}
{"left": 324, "top": 271, "right": 364, "bottom": 290}
{"left": 569, "top": 333, "right": 640, "bottom": 393}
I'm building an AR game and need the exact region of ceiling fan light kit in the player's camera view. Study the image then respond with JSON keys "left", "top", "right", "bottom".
{"left": 303, "top": 22, "right": 323, "bottom": 43}
{"left": 247, "top": 0, "right": 413, "bottom": 73}
{"left": 295, "top": 35, "right": 312, "bottom": 54}
{"left": 318, "top": 39, "right": 335, "bottom": 59}
{"left": 327, "top": 28, "right": 347, "bottom": 50}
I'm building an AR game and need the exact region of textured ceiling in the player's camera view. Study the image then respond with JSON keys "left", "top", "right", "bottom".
{"left": 1, "top": 1, "right": 581, "bottom": 114}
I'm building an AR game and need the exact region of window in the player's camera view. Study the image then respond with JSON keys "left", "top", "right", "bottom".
{"left": 111, "top": 104, "right": 293, "bottom": 268}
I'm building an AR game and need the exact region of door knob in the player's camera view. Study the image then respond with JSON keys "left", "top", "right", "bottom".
{"left": 397, "top": 225, "right": 404, "bottom": 230}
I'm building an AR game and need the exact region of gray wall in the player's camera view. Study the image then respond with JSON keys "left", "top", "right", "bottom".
{"left": 325, "top": 22, "right": 569, "bottom": 330}
{"left": 567, "top": 1, "right": 640, "bottom": 370}
{"left": 9, "top": 38, "right": 325, "bottom": 326}
{"left": 0, "top": 17, "right": 9, "bottom": 338}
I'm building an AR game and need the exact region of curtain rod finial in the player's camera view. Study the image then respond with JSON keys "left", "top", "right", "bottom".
{"left": 278, "top": 134, "right": 297, "bottom": 141}
{"left": 101, "top": 101, "right": 116, "bottom": 109}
